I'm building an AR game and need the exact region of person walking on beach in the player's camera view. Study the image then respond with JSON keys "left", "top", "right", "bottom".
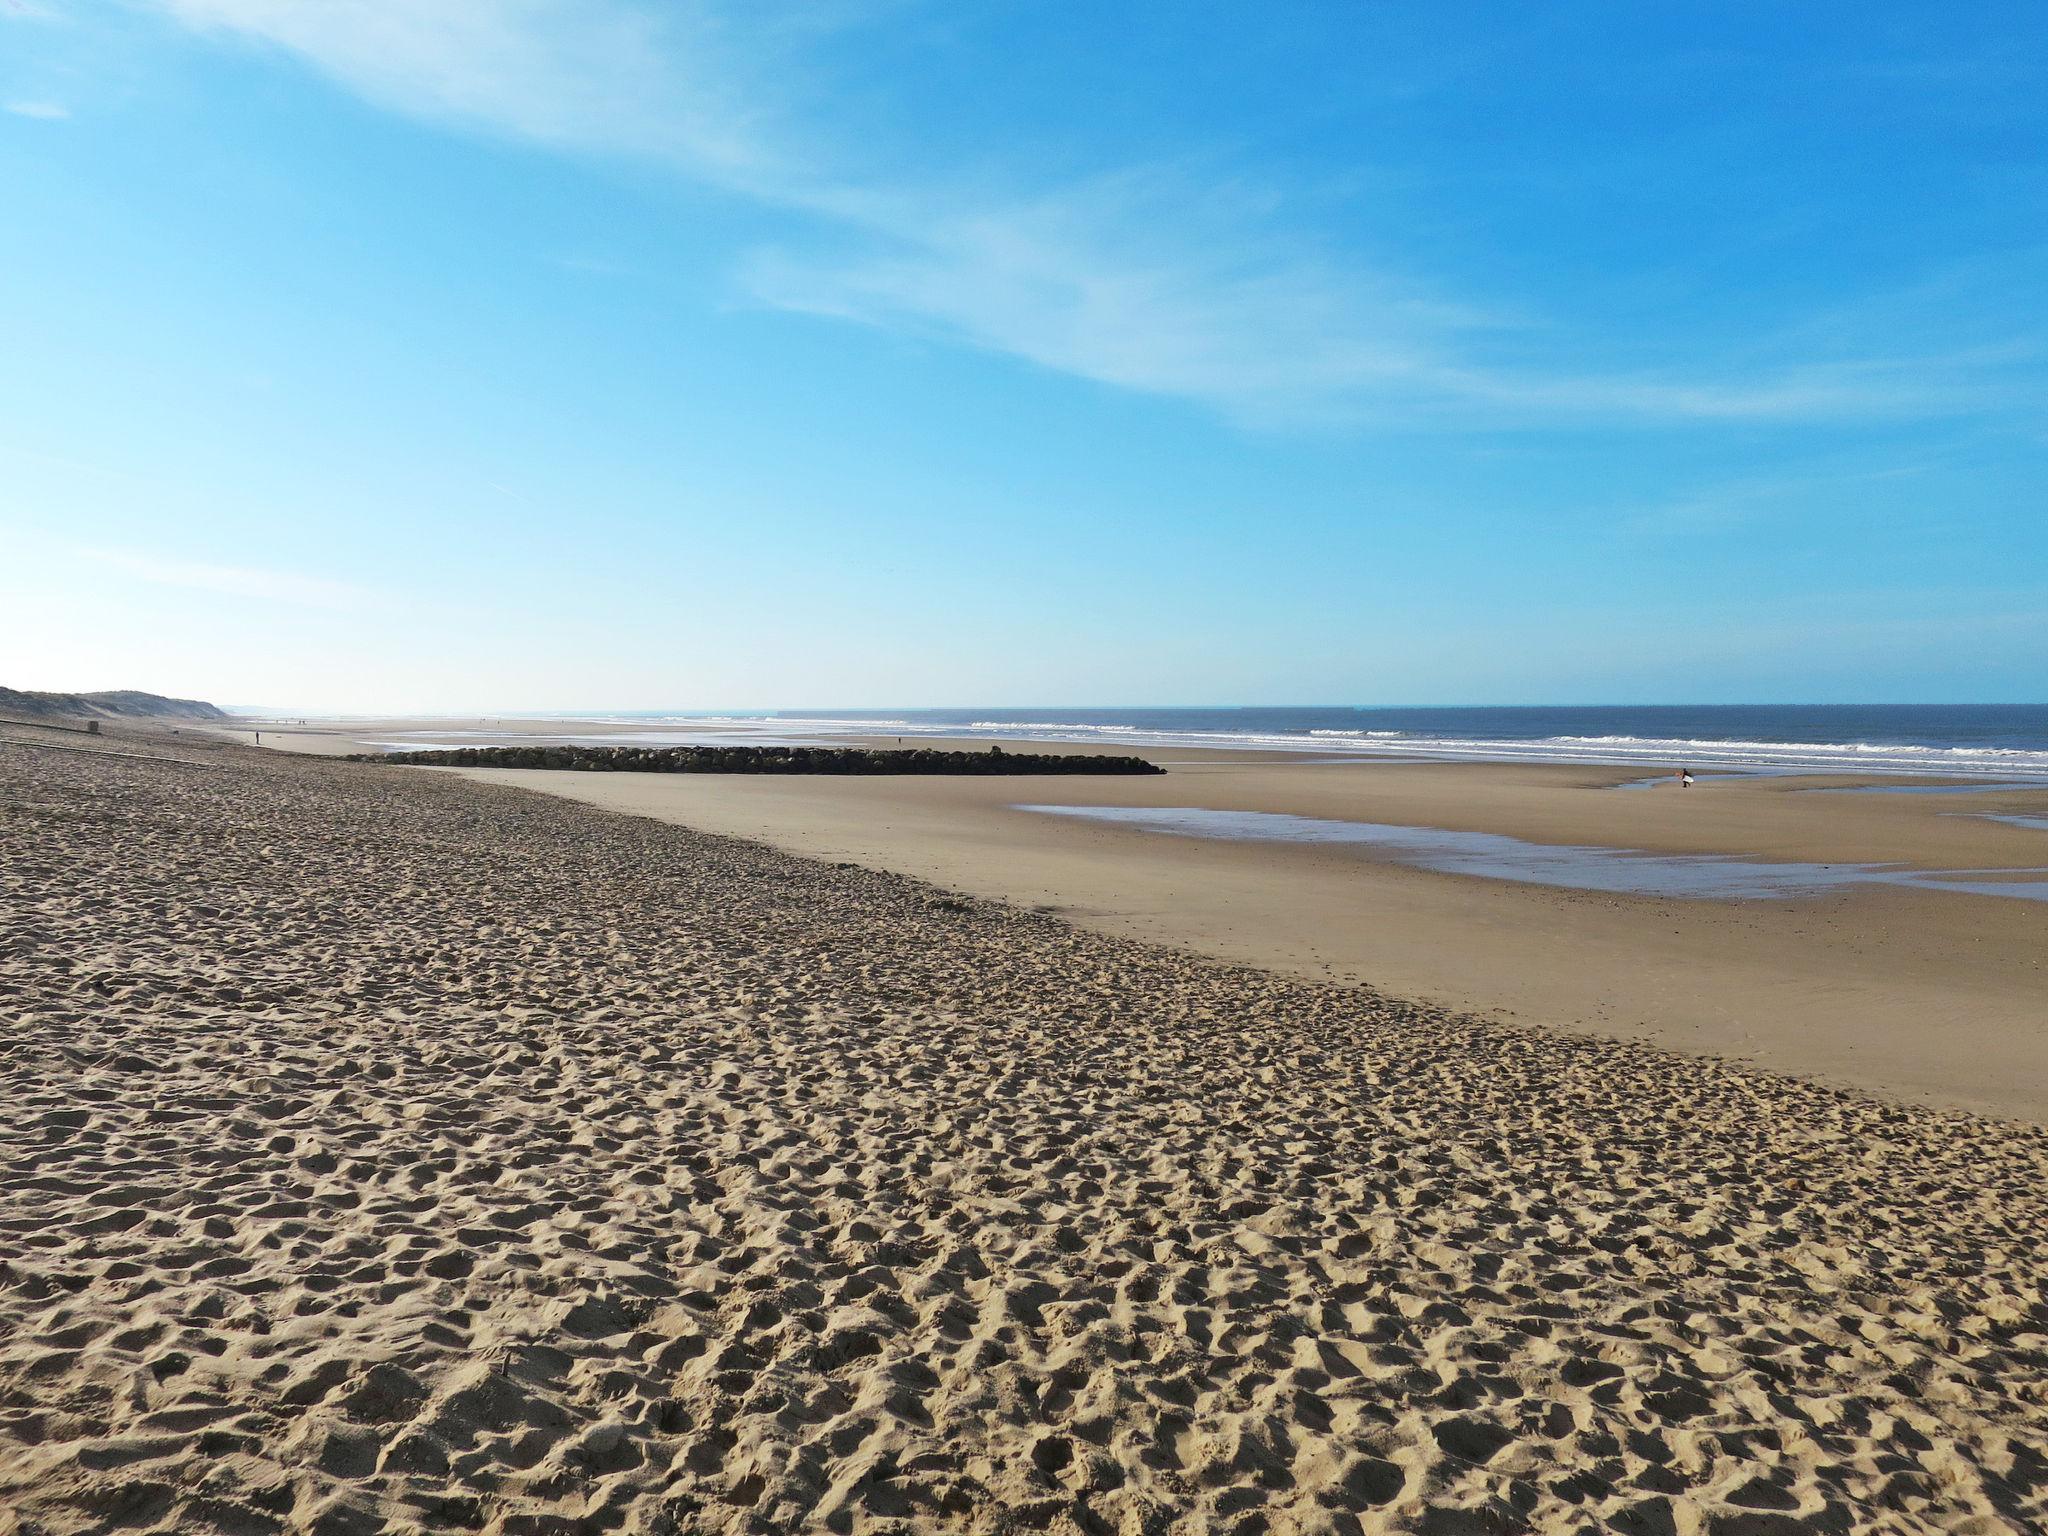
{"left": 1678, "top": 767, "right": 1694, "bottom": 789}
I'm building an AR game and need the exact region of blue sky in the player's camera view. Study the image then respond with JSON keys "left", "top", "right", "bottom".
{"left": 2, "top": 1, "right": 2043, "bottom": 710}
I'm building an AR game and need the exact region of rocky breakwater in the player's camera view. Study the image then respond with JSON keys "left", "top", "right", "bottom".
{"left": 352, "top": 743, "right": 1165, "bottom": 775}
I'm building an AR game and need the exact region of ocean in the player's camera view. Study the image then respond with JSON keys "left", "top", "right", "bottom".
{"left": 581, "top": 704, "right": 2048, "bottom": 779}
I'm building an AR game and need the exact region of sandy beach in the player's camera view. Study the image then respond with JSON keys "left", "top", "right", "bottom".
{"left": 5, "top": 726, "right": 2047, "bottom": 1534}
{"left": 18, "top": 4, "right": 2048, "bottom": 1527}
{"left": 271, "top": 718, "right": 2048, "bottom": 1123}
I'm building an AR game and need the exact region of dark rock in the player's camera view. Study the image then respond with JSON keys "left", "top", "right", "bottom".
{"left": 348, "top": 743, "right": 1164, "bottom": 777}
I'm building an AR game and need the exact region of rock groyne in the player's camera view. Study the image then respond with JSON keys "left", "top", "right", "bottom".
{"left": 353, "top": 743, "right": 1164, "bottom": 775}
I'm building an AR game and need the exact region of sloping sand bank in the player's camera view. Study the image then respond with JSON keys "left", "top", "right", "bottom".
{"left": 435, "top": 758, "right": 2048, "bottom": 1122}
{"left": 4, "top": 734, "right": 2045, "bottom": 1534}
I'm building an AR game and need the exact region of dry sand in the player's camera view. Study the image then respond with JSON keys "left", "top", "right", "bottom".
{"left": 6, "top": 730, "right": 2047, "bottom": 1535}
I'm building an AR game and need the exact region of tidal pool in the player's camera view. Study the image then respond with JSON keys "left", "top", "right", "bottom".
{"left": 1017, "top": 805, "right": 2048, "bottom": 904}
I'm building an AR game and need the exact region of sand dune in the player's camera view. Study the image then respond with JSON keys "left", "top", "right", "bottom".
{"left": 3, "top": 733, "right": 2045, "bottom": 1533}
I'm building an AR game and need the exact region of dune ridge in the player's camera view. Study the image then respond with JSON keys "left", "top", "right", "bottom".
{"left": 2, "top": 734, "right": 2044, "bottom": 1534}
{"left": 0, "top": 687, "right": 227, "bottom": 723}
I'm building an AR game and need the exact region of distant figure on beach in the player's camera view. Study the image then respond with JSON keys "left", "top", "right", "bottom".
{"left": 1678, "top": 767, "right": 1694, "bottom": 789}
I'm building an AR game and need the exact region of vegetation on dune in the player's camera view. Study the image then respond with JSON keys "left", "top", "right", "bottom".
{"left": 0, "top": 686, "right": 227, "bottom": 721}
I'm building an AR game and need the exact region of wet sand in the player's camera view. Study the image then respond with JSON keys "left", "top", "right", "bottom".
{"left": 6, "top": 727, "right": 2047, "bottom": 1534}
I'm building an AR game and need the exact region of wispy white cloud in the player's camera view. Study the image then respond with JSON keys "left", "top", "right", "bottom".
{"left": 80, "top": 546, "right": 371, "bottom": 609}
{"left": 141, "top": 0, "right": 2032, "bottom": 427}
{"left": 1614, "top": 461, "right": 1935, "bottom": 541}
{"left": 742, "top": 168, "right": 1498, "bottom": 424}
{"left": 156, "top": 0, "right": 778, "bottom": 180}
{"left": 4, "top": 99, "right": 69, "bottom": 119}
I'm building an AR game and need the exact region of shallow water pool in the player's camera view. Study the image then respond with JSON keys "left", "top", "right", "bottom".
{"left": 1017, "top": 805, "right": 2048, "bottom": 903}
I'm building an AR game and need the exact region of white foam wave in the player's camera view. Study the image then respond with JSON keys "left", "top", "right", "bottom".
{"left": 897, "top": 723, "right": 2048, "bottom": 777}
{"left": 1553, "top": 733, "right": 2033, "bottom": 757}
{"left": 968, "top": 721, "right": 1140, "bottom": 733}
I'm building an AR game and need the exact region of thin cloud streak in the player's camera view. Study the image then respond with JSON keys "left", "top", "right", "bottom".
{"left": 4, "top": 99, "right": 69, "bottom": 118}
{"left": 146, "top": 0, "right": 2024, "bottom": 427}
{"left": 81, "top": 546, "right": 372, "bottom": 610}
{"left": 156, "top": 0, "right": 779, "bottom": 181}
{"left": 1613, "top": 462, "right": 1935, "bottom": 542}
{"left": 740, "top": 173, "right": 1470, "bottom": 422}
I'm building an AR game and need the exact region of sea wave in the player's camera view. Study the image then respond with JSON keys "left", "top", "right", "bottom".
{"left": 877, "top": 723, "right": 2048, "bottom": 777}
{"left": 968, "top": 721, "right": 1141, "bottom": 733}
{"left": 1552, "top": 734, "right": 2034, "bottom": 757}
